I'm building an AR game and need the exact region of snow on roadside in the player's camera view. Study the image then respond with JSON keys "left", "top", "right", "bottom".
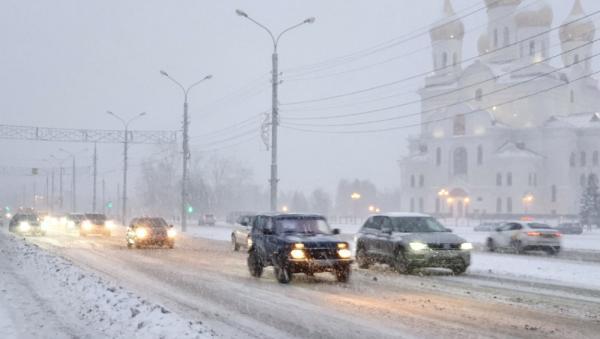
{"left": 5, "top": 233, "right": 215, "bottom": 339}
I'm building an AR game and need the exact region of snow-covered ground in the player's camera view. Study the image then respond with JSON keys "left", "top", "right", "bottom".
{"left": 0, "top": 230, "right": 214, "bottom": 338}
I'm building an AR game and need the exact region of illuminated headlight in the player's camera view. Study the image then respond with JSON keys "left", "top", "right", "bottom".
{"left": 19, "top": 222, "right": 31, "bottom": 232}
{"left": 41, "top": 221, "right": 49, "bottom": 230}
{"left": 337, "top": 248, "right": 352, "bottom": 259}
{"left": 460, "top": 242, "right": 473, "bottom": 251}
{"left": 135, "top": 228, "right": 148, "bottom": 239}
{"left": 409, "top": 242, "right": 429, "bottom": 251}
{"left": 5, "top": 213, "right": 12, "bottom": 219}
{"left": 105, "top": 220, "right": 115, "bottom": 229}
{"left": 337, "top": 243, "right": 348, "bottom": 249}
{"left": 247, "top": 237, "right": 253, "bottom": 247}
{"left": 82, "top": 221, "right": 93, "bottom": 230}
{"left": 290, "top": 249, "right": 306, "bottom": 259}
{"left": 67, "top": 221, "right": 75, "bottom": 229}
{"left": 167, "top": 228, "right": 177, "bottom": 238}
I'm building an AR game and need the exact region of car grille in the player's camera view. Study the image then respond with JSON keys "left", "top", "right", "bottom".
{"left": 428, "top": 243, "right": 460, "bottom": 250}
{"left": 307, "top": 248, "right": 337, "bottom": 260}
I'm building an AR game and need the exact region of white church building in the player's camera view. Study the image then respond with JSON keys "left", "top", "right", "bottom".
{"left": 399, "top": 0, "right": 600, "bottom": 219}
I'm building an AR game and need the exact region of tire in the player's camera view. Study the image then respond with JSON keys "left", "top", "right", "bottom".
{"left": 127, "top": 243, "right": 132, "bottom": 249}
{"left": 335, "top": 265, "right": 351, "bottom": 283}
{"left": 544, "top": 247, "right": 559, "bottom": 255}
{"left": 231, "top": 235, "right": 240, "bottom": 252}
{"left": 274, "top": 265, "right": 292, "bottom": 284}
{"left": 247, "top": 251, "right": 263, "bottom": 278}
{"left": 167, "top": 241, "right": 174, "bottom": 249}
{"left": 511, "top": 240, "right": 523, "bottom": 254}
{"left": 355, "top": 247, "right": 371, "bottom": 269}
{"left": 393, "top": 249, "right": 413, "bottom": 274}
{"left": 451, "top": 265, "right": 467, "bottom": 275}
{"left": 486, "top": 238, "right": 496, "bottom": 252}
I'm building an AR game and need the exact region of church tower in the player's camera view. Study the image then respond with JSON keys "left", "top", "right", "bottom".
{"left": 484, "top": 0, "right": 522, "bottom": 63}
{"left": 515, "top": 1, "right": 553, "bottom": 63}
{"left": 429, "top": 0, "right": 464, "bottom": 77}
{"left": 560, "top": 0, "right": 595, "bottom": 72}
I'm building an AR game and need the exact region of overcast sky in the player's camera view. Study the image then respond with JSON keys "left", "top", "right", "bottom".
{"left": 1, "top": 0, "right": 599, "bottom": 207}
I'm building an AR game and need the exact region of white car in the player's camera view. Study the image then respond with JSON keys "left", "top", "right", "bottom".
{"left": 231, "top": 214, "right": 254, "bottom": 251}
{"left": 486, "top": 221, "right": 561, "bottom": 255}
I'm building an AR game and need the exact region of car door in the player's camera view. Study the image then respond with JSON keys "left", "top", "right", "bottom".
{"left": 496, "top": 223, "right": 519, "bottom": 247}
{"left": 378, "top": 217, "right": 396, "bottom": 259}
{"left": 359, "top": 217, "right": 380, "bottom": 256}
{"left": 251, "top": 215, "right": 267, "bottom": 258}
{"left": 263, "top": 217, "right": 280, "bottom": 264}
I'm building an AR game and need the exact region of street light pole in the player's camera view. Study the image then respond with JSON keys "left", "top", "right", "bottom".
{"left": 160, "top": 70, "right": 212, "bottom": 233}
{"left": 236, "top": 9, "right": 315, "bottom": 212}
{"left": 106, "top": 111, "right": 146, "bottom": 225}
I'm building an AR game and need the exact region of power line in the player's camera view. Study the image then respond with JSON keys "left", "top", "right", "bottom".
{"left": 280, "top": 9, "right": 600, "bottom": 106}
{"left": 280, "top": 68, "right": 600, "bottom": 134}
{"left": 282, "top": 38, "right": 600, "bottom": 125}
{"left": 188, "top": 113, "right": 263, "bottom": 140}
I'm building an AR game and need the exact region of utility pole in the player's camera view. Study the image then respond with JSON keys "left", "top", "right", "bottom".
{"left": 45, "top": 175, "right": 49, "bottom": 211}
{"left": 160, "top": 70, "right": 212, "bottom": 232}
{"left": 102, "top": 178, "right": 106, "bottom": 214}
{"left": 71, "top": 156, "right": 76, "bottom": 211}
{"left": 92, "top": 143, "right": 97, "bottom": 212}
{"left": 106, "top": 111, "right": 146, "bottom": 225}
{"left": 59, "top": 167, "right": 63, "bottom": 210}
{"left": 116, "top": 183, "right": 121, "bottom": 221}
{"left": 50, "top": 169, "right": 55, "bottom": 213}
{"left": 236, "top": 9, "right": 314, "bottom": 211}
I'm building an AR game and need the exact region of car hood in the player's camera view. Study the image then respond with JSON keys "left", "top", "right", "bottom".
{"left": 390, "top": 232, "right": 466, "bottom": 244}
{"left": 279, "top": 234, "right": 342, "bottom": 247}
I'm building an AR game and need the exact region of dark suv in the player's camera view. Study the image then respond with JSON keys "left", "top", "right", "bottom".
{"left": 9, "top": 213, "right": 45, "bottom": 236}
{"left": 126, "top": 217, "right": 176, "bottom": 249}
{"left": 247, "top": 213, "right": 353, "bottom": 284}
{"left": 355, "top": 213, "right": 471, "bottom": 274}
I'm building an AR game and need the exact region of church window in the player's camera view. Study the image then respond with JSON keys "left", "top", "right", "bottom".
{"left": 453, "top": 147, "right": 468, "bottom": 176}
{"left": 529, "top": 41, "right": 535, "bottom": 56}
{"left": 477, "top": 145, "right": 483, "bottom": 165}
{"left": 419, "top": 174, "right": 424, "bottom": 187}
{"left": 528, "top": 173, "right": 532, "bottom": 186}
{"left": 503, "top": 27, "right": 509, "bottom": 47}
{"left": 507, "top": 172, "right": 512, "bottom": 186}
{"left": 506, "top": 197, "right": 513, "bottom": 213}
{"left": 496, "top": 198, "right": 502, "bottom": 213}
{"left": 570, "top": 90, "right": 575, "bottom": 103}
{"left": 496, "top": 173, "right": 502, "bottom": 186}
{"left": 475, "top": 89, "right": 483, "bottom": 101}
{"left": 436, "top": 147, "right": 442, "bottom": 166}
{"left": 574, "top": 54, "right": 580, "bottom": 65}
{"left": 419, "top": 198, "right": 424, "bottom": 212}
{"left": 453, "top": 114, "right": 466, "bottom": 135}
{"left": 410, "top": 175, "right": 415, "bottom": 188}
{"left": 551, "top": 185, "right": 557, "bottom": 202}
{"left": 533, "top": 173, "right": 537, "bottom": 186}
{"left": 570, "top": 152, "right": 576, "bottom": 167}
{"left": 442, "top": 52, "right": 448, "bottom": 68}
{"left": 493, "top": 29, "right": 498, "bottom": 48}
{"left": 593, "top": 151, "right": 599, "bottom": 166}
{"left": 581, "top": 152, "right": 587, "bottom": 167}
{"left": 452, "top": 53, "right": 458, "bottom": 67}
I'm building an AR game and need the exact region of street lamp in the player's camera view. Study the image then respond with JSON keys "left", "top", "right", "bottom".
{"left": 59, "top": 148, "right": 87, "bottom": 212}
{"left": 522, "top": 193, "right": 534, "bottom": 214}
{"left": 160, "top": 70, "right": 212, "bottom": 233}
{"left": 236, "top": 9, "right": 315, "bottom": 212}
{"left": 106, "top": 111, "right": 146, "bottom": 225}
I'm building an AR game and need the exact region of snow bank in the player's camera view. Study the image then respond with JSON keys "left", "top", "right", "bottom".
{"left": 6, "top": 234, "right": 214, "bottom": 338}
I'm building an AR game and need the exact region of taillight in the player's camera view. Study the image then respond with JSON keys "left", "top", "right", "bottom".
{"left": 527, "top": 231, "right": 541, "bottom": 236}
{"left": 554, "top": 232, "right": 562, "bottom": 237}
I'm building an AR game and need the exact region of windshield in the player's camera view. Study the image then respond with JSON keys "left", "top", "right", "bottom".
{"left": 389, "top": 217, "right": 447, "bottom": 233}
{"left": 528, "top": 223, "right": 553, "bottom": 230}
{"left": 18, "top": 214, "right": 40, "bottom": 223}
{"left": 140, "top": 218, "right": 167, "bottom": 228}
{"left": 275, "top": 217, "right": 331, "bottom": 235}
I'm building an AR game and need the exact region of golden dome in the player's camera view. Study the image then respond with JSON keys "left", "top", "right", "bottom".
{"left": 485, "top": 0, "right": 522, "bottom": 10}
{"left": 430, "top": 0, "right": 465, "bottom": 41}
{"left": 478, "top": 33, "right": 490, "bottom": 55}
{"left": 515, "top": 1, "right": 553, "bottom": 27}
{"left": 560, "top": 0, "right": 595, "bottom": 42}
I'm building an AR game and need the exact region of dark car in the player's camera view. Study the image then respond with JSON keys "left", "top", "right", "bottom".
{"left": 247, "top": 213, "right": 352, "bottom": 284}
{"left": 79, "top": 213, "right": 113, "bottom": 237}
{"left": 126, "top": 217, "right": 176, "bottom": 249}
{"left": 355, "top": 213, "right": 472, "bottom": 275}
{"left": 9, "top": 213, "right": 46, "bottom": 236}
{"left": 555, "top": 222, "right": 583, "bottom": 235}
{"left": 473, "top": 221, "right": 503, "bottom": 232}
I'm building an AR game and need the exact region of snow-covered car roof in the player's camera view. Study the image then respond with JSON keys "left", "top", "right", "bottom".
{"left": 373, "top": 212, "right": 431, "bottom": 218}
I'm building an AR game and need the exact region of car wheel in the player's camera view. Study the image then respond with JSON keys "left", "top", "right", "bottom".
{"left": 231, "top": 235, "right": 239, "bottom": 252}
{"left": 511, "top": 240, "right": 523, "bottom": 254}
{"left": 334, "top": 265, "right": 351, "bottom": 283}
{"left": 274, "top": 265, "right": 292, "bottom": 284}
{"left": 127, "top": 242, "right": 132, "bottom": 249}
{"left": 355, "top": 247, "right": 371, "bottom": 269}
{"left": 167, "top": 241, "right": 174, "bottom": 249}
{"left": 451, "top": 265, "right": 467, "bottom": 275}
{"left": 544, "top": 247, "right": 559, "bottom": 255}
{"left": 393, "top": 249, "right": 413, "bottom": 274}
{"left": 486, "top": 238, "right": 496, "bottom": 252}
{"left": 247, "top": 251, "right": 263, "bottom": 278}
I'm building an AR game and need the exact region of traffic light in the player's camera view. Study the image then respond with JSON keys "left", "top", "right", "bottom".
{"left": 186, "top": 205, "right": 194, "bottom": 214}
{"left": 4, "top": 206, "right": 10, "bottom": 212}
{"left": 106, "top": 201, "right": 113, "bottom": 209}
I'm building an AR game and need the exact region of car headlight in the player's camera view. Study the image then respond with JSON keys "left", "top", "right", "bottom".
{"left": 41, "top": 221, "right": 49, "bottom": 230}
{"left": 460, "top": 242, "right": 473, "bottom": 251}
{"left": 409, "top": 242, "right": 429, "bottom": 251}
{"left": 82, "top": 221, "right": 93, "bottom": 230}
{"left": 167, "top": 228, "right": 177, "bottom": 238}
{"left": 290, "top": 249, "right": 306, "bottom": 259}
{"left": 105, "top": 221, "right": 115, "bottom": 229}
{"left": 337, "top": 248, "right": 352, "bottom": 259}
{"left": 135, "top": 228, "right": 148, "bottom": 238}
{"left": 19, "top": 222, "right": 31, "bottom": 232}
{"left": 67, "top": 221, "right": 75, "bottom": 229}
{"left": 247, "top": 237, "right": 253, "bottom": 247}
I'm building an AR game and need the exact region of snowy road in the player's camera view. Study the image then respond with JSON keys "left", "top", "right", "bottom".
{"left": 13, "top": 226, "right": 600, "bottom": 339}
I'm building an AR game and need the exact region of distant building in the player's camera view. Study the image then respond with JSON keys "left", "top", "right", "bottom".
{"left": 399, "top": 0, "right": 600, "bottom": 218}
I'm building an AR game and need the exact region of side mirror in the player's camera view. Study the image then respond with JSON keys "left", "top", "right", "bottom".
{"left": 332, "top": 228, "right": 340, "bottom": 235}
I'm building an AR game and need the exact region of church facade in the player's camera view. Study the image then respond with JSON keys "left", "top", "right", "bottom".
{"left": 399, "top": 0, "right": 600, "bottom": 218}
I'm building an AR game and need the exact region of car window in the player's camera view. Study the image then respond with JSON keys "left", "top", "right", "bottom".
{"left": 527, "top": 223, "right": 552, "bottom": 229}
{"left": 389, "top": 217, "right": 447, "bottom": 233}
{"left": 509, "top": 223, "right": 523, "bottom": 230}
{"left": 275, "top": 216, "right": 331, "bottom": 235}
{"left": 370, "top": 216, "right": 383, "bottom": 231}
{"left": 380, "top": 217, "right": 393, "bottom": 231}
